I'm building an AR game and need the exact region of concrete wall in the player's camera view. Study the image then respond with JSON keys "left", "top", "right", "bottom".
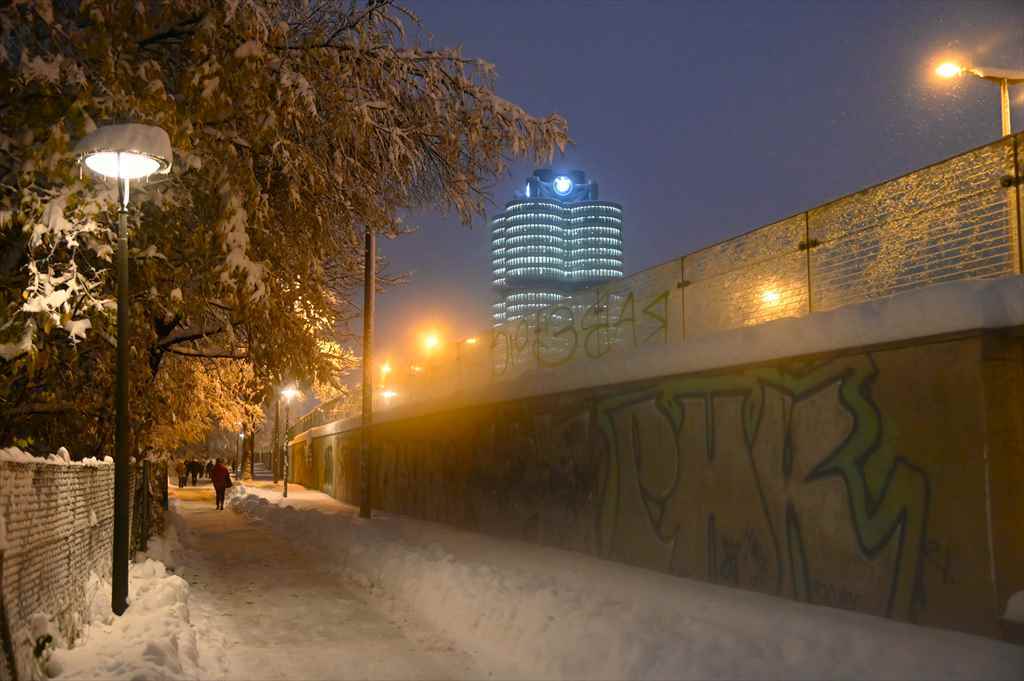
{"left": 289, "top": 329, "right": 1024, "bottom": 639}
{"left": 0, "top": 461, "right": 140, "bottom": 680}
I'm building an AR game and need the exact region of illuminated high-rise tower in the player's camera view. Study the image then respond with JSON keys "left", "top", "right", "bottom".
{"left": 490, "top": 170, "right": 624, "bottom": 324}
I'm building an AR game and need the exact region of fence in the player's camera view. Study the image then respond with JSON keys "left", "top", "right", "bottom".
{"left": 293, "top": 134, "right": 1023, "bottom": 432}
{"left": 0, "top": 458, "right": 160, "bottom": 681}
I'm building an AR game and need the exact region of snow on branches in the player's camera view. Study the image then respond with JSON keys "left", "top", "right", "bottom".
{"left": 0, "top": 0, "right": 567, "bottom": 454}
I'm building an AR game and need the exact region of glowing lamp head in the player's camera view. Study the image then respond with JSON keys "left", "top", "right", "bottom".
{"left": 423, "top": 333, "right": 440, "bottom": 353}
{"left": 761, "top": 289, "right": 781, "bottom": 305}
{"left": 381, "top": 361, "right": 392, "bottom": 376}
{"left": 84, "top": 152, "right": 162, "bottom": 179}
{"left": 280, "top": 386, "right": 300, "bottom": 401}
{"left": 464, "top": 337, "right": 478, "bottom": 345}
{"left": 238, "top": 432, "right": 245, "bottom": 439}
{"left": 74, "top": 123, "right": 172, "bottom": 180}
{"left": 936, "top": 62, "right": 964, "bottom": 79}
{"left": 552, "top": 175, "right": 573, "bottom": 196}
{"left": 380, "top": 390, "right": 398, "bottom": 400}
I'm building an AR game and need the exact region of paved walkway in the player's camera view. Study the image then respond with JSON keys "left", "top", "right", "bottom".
{"left": 168, "top": 475, "right": 482, "bottom": 681}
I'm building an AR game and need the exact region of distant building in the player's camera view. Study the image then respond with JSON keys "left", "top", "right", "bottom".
{"left": 490, "top": 170, "right": 624, "bottom": 324}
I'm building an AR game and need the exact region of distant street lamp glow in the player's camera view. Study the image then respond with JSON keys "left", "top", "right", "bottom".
{"left": 935, "top": 62, "right": 963, "bottom": 79}
{"left": 381, "top": 361, "right": 392, "bottom": 377}
{"left": 423, "top": 332, "right": 440, "bottom": 353}
{"left": 762, "top": 289, "right": 781, "bottom": 305}
{"left": 281, "top": 386, "right": 300, "bottom": 401}
{"left": 464, "top": 337, "right": 478, "bottom": 345}
{"left": 380, "top": 390, "right": 398, "bottom": 400}
{"left": 410, "top": 365, "right": 423, "bottom": 374}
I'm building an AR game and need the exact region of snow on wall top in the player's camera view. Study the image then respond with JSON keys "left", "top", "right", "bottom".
{"left": 294, "top": 276, "right": 1024, "bottom": 443}
{"left": 0, "top": 446, "right": 112, "bottom": 467}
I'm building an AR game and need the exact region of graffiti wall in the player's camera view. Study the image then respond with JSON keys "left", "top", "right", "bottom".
{"left": 290, "top": 331, "right": 1024, "bottom": 638}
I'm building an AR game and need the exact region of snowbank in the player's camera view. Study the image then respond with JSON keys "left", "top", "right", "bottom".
{"left": 45, "top": 557, "right": 209, "bottom": 681}
{"left": 0, "top": 445, "right": 111, "bottom": 466}
{"left": 231, "top": 488, "right": 1024, "bottom": 681}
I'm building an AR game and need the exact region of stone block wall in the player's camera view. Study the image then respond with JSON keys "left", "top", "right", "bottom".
{"left": 0, "top": 460, "right": 138, "bottom": 680}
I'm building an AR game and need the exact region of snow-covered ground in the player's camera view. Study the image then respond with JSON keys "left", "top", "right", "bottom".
{"left": 164, "top": 480, "right": 484, "bottom": 680}
{"left": 45, "top": 474, "right": 1024, "bottom": 680}
{"left": 44, "top": 555, "right": 204, "bottom": 680}
{"left": 230, "top": 482, "right": 1024, "bottom": 681}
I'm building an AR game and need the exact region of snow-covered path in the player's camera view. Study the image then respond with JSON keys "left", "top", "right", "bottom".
{"left": 168, "top": 483, "right": 483, "bottom": 681}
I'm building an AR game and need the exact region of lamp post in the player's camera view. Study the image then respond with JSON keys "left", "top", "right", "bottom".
{"left": 935, "top": 62, "right": 1024, "bottom": 137}
{"left": 280, "top": 386, "right": 300, "bottom": 498}
{"left": 272, "top": 398, "right": 280, "bottom": 484}
{"left": 75, "top": 123, "right": 171, "bottom": 616}
{"left": 237, "top": 431, "right": 244, "bottom": 476}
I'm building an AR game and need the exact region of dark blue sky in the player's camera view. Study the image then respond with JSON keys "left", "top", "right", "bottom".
{"left": 372, "top": 0, "right": 1024, "bottom": 363}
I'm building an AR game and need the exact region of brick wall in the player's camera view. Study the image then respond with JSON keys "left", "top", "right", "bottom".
{"left": 0, "top": 460, "right": 139, "bottom": 680}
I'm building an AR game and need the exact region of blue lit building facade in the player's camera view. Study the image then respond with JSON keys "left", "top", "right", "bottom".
{"left": 491, "top": 170, "right": 624, "bottom": 324}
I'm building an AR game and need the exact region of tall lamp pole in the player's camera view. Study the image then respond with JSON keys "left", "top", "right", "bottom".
{"left": 237, "top": 431, "right": 244, "bottom": 475}
{"left": 936, "top": 62, "right": 1024, "bottom": 137}
{"left": 360, "top": 229, "right": 376, "bottom": 519}
{"left": 75, "top": 124, "right": 172, "bottom": 616}
{"left": 280, "top": 387, "right": 299, "bottom": 498}
{"left": 272, "top": 398, "right": 280, "bottom": 484}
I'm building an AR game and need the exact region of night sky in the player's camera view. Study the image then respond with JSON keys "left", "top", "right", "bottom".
{"left": 370, "top": 0, "right": 1024, "bottom": 368}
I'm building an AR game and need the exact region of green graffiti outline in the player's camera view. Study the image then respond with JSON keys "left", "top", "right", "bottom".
{"left": 595, "top": 355, "right": 929, "bottom": 620}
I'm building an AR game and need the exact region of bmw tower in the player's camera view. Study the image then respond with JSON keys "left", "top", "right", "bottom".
{"left": 490, "top": 170, "right": 624, "bottom": 324}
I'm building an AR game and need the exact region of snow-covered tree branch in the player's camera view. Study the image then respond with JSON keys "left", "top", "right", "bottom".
{"left": 0, "top": 0, "right": 568, "bottom": 456}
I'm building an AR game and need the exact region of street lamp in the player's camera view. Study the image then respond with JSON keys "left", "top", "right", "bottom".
{"left": 237, "top": 431, "right": 244, "bottom": 475}
{"left": 935, "top": 61, "right": 1024, "bottom": 137}
{"left": 75, "top": 123, "right": 171, "bottom": 616}
{"left": 280, "top": 386, "right": 300, "bottom": 498}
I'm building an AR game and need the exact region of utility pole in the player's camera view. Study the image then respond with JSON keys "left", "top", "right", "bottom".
{"left": 360, "top": 228, "right": 375, "bottom": 519}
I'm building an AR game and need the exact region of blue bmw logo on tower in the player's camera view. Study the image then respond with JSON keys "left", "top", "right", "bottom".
{"left": 552, "top": 175, "right": 574, "bottom": 196}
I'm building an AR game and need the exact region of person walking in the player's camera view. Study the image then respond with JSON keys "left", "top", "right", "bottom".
{"left": 211, "top": 458, "right": 232, "bottom": 510}
{"left": 175, "top": 460, "right": 187, "bottom": 488}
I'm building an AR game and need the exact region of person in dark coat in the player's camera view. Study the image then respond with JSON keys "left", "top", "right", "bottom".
{"left": 188, "top": 459, "right": 200, "bottom": 486}
{"left": 211, "top": 458, "right": 232, "bottom": 510}
{"left": 204, "top": 459, "right": 214, "bottom": 479}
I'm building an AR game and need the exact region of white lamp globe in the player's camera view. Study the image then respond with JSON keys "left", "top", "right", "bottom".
{"left": 552, "top": 175, "right": 573, "bottom": 196}
{"left": 75, "top": 123, "right": 172, "bottom": 180}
